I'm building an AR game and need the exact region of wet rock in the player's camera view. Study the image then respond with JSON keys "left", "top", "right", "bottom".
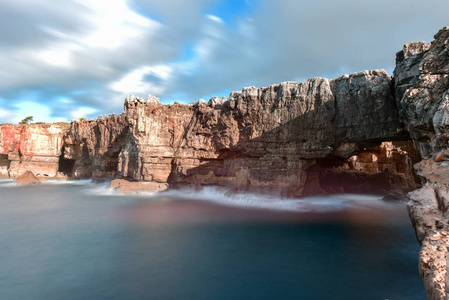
{"left": 15, "top": 171, "right": 41, "bottom": 185}
{"left": 109, "top": 179, "right": 168, "bottom": 195}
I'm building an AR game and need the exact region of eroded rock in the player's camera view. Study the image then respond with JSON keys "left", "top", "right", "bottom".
{"left": 0, "top": 123, "right": 67, "bottom": 178}
{"left": 15, "top": 171, "right": 41, "bottom": 185}
{"left": 395, "top": 27, "right": 449, "bottom": 300}
{"left": 109, "top": 179, "right": 168, "bottom": 195}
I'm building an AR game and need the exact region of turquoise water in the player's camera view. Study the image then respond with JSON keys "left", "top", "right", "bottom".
{"left": 0, "top": 180, "right": 425, "bottom": 300}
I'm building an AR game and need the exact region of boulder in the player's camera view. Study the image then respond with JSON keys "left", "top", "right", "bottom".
{"left": 15, "top": 171, "right": 41, "bottom": 185}
{"left": 109, "top": 179, "right": 168, "bottom": 195}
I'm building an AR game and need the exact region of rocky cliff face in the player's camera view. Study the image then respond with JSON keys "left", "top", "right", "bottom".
{"left": 63, "top": 114, "right": 128, "bottom": 179}
{"left": 395, "top": 27, "right": 449, "bottom": 158}
{"left": 0, "top": 68, "right": 420, "bottom": 197}
{"left": 95, "top": 70, "right": 416, "bottom": 197}
{"left": 0, "top": 123, "right": 67, "bottom": 178}
{"left": 393, "top": 27, "right": 449, "bottom": 300}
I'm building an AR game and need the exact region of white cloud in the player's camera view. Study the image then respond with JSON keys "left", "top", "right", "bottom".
{"left": 206, "top": 14, "right": 223, "bottom": 24}
{"left": 36, "top": 48, "right": 73, "bottom": 68}
{"left": 2, "top": 0, "right": 449, "bottom": 122}
{"left": 71, "top": 107, "right": 97, "bottom": 120}
{"left": 73, "top": 0, "right": 161, "bottom": 49}
{"left": 0, "top": 109, "right": 13, "bottom": 124}
{"left": 14, "top": 102, "right": 66, "bottom": 124}
{"left": 110, "top": 64, "right": 172, "bottom": 96}
{"left": 0, "top": 0, "right": 164, "bottom": 91}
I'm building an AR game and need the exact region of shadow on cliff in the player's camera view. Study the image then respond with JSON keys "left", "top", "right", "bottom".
{"left": 168, "top": 106, "right": 421, "bottom": 198}
{"left": 59, "top": 119, "right": 128, "bottom": 179}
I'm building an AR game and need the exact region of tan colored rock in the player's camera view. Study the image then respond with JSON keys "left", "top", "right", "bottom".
{"left": 396, "top": 27, "right": 449, "bottom": 299}
{"left": 109, "top": 179, "right": 168, "bottom": 195}
{"left": 63, "top": 115, "right": 128, "bottom": 179}
{"left": 15, "top": 171, "right": 41, "bottom": 185}
{"left": 408, "top": 183, "right": 449, "bottom": 300}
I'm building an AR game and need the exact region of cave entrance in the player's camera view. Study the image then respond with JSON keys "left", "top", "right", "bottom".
{"left": 0, "top": 154, "right": 10, "bottom": 177}
{"left": 104, "top": 150, "right": 120, "bottom": 174}
{"left": 0, "top": 154, "right": 10, "bottom": 166}
{"left": 303, "top": 141, "right": 422, "bottom": 197}
{"left": 58, "top": 155, "right": 75, "bottom": 176}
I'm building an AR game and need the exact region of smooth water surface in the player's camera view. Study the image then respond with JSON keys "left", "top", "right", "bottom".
{"left": 0, "top": 180, "right": 425, "bottom": 300}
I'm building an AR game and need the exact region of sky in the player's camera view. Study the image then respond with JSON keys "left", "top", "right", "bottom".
{"left": 0, "top": 0, "right": 448, "bottom": 124}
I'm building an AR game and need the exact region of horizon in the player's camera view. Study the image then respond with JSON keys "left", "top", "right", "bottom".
{"left": 1, "top": 0, "right": 448, "bottom": 124}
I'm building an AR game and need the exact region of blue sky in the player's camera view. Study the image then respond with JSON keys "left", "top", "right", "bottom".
{"left": 0, "top": 0, "right": 448, "bottom": 123}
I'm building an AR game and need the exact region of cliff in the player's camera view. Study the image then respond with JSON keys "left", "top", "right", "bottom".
{"left": 0, "top": 59, "right": 422, "bottom": 198}
{"left": 394, "top": 27, "right": 449, "bottom": 300}
{"left": 58, "top": 70, "right": 419, "bottom": 197}
{"left": 0, "top": 123, "right": 67, "bottom": 178}
{"left": 0, "top": 71, "right": 420, "bottom": 196}
{"left": 1, "top": 26, "right": 449, "bottom": 299}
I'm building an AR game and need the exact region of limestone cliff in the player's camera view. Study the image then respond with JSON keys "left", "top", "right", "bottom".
{"left": 63, "top": 114, "right": 127, "bottom": 179}
{"left": 54, "top": 70, "right": 418, "bottom": 197}
{"left": 0, "top": 68, "right": 420, "bottom": 198}
{"left": 394, "top": 27, "right": 449, "bottom": 300}
{"left": 0, "top": 123, "right": 67, "bottom": 178}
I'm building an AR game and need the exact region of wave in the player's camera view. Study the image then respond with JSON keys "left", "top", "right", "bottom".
{"left": 0, "top": 178, "right": 94, "bottom": 188}
{"left": 0, "top": 178, "right": 402, "bottom": 212}
{"left": 42, "top": 179, "right": 93, "bottom": 185}
{"left": 158, "top": 187, "right": 397, "bottom": 212}
{"left": 0, "top": 179, "right": 15, "bottom": 187}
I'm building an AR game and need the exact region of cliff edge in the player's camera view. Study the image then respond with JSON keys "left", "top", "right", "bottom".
{"left": 393, "top": 26, "right": 449, "bottom": 300}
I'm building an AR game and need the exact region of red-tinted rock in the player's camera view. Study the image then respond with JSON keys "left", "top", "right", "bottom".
{"left": 0, "top": 123, "right": 67, "bottom": 178}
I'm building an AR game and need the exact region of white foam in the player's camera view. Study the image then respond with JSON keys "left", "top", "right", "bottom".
{"left": 159, "top": 187, "right": 396, "bottom": 213}
{"left": 42, "top": 179, "right": 93, "bottom": 185}
{"left": 0, "top": 179, "right": 16, "bottom": 187}
{"left": 0, "top": 177, "right": 402, "bottom": 212}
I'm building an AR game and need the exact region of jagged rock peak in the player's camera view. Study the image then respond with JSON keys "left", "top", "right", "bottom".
{"left": 124, "top": 94, "right": 144, "bottom": 109}
{"left": 192, "top": 99, "right": 207, "bottom": 107}
{"left": 393, "top": 26, "right": 449, "bottom": 158}
{"left": 434, "top": 26, "right": 449, "bottom": 40}
{"left": 146, "top": 94, "right": 159, "bottom": 105}
{"left": 400, "top": 41, "right": 430, "bottom": 59}
{"left": 207, "top": 96, "right": 226, "bottom": 108}
{"left": 332, "top": 69, "right": 389, "bottom": 81}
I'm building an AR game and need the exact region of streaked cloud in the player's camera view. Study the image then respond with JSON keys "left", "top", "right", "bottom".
{"left": 207, "top": 15, "right": 224, "bottom": 24}
{"left": 0, "top": 0, "right": 448, "bottom": 123}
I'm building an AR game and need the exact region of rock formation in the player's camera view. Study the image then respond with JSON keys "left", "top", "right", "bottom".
{"left": 15, "top": 170, "right": 41, "bottom": 185}
{"left": 0, "top": 59, "right": 421, "bottom": 199}
{"left": 0, "top": 123, "right": 67, "bottom": 178}
{"left": 57, "top": 69, "right": 418, "bottom": 197}
{"left": 393, "top": 27, "right": 449, "bottom": 300}
{"left": 1, "top": 25, "right": 449, "bottom": 300}
{"left": 62, "top": 114, "right": 127, "bottom": 179}
{"left": 109, "top": 179, "right": 168, "bottom": 195}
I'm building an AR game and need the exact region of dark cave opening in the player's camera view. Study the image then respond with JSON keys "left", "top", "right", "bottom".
{"left": 58, "top": 156, "right": 75, "bottom": 176}
{"left": 303, "top": 141, "right": 422, "bottom": 197}
{"left": 104, "top": 151, "right": 120, "bottom": 173}
{"left": 0, "top": 154, "right": 10, "bottom": 167}
{"left": 0, "top": 154, "right": 10, "bottom": 176}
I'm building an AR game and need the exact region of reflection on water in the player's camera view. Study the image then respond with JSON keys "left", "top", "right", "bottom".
{"left": 0, "top": 181, "right": 424, "bottom": 300}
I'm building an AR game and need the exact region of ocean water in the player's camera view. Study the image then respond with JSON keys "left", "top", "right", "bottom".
{"left": 0, "top": 180, "right": 425, "bottom": 300}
